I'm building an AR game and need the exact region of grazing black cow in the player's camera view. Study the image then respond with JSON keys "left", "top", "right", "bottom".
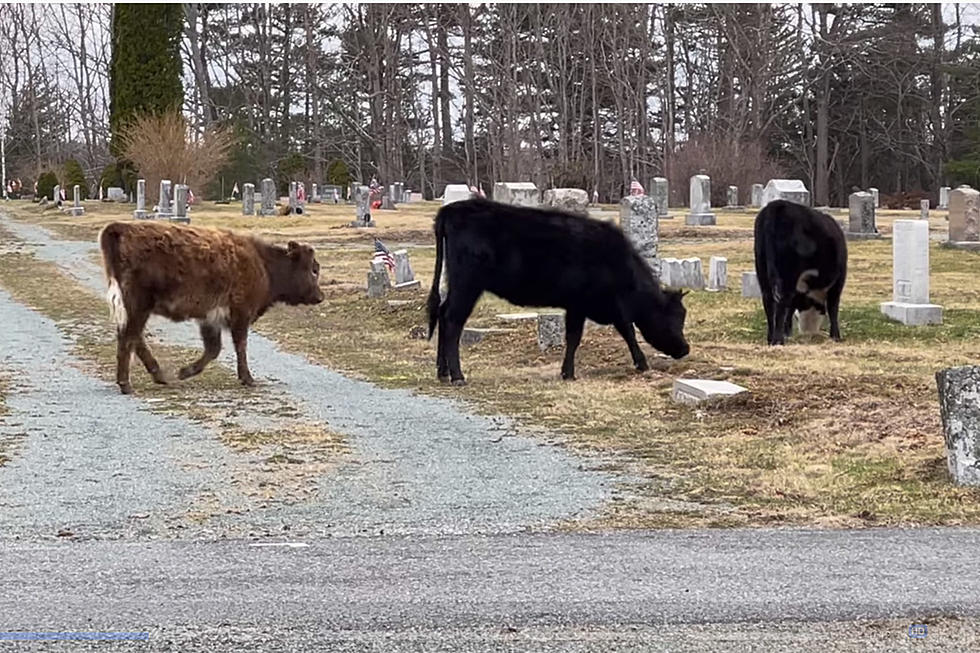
{"left": 754, "top": 200, "right": 847, "bottom": 345}
{"left": 426, "top": 198, "right": 690, "bottom": 385}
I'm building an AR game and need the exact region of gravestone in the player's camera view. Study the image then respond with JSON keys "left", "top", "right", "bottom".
{"left": 393, "top": 250, "right": 421, "bottom": 290}
{"left": 494, "top": 182, "right": 540, "bottom": 207}
{"left": 650, "top": 177, "right": 669, "bottom": 218}
{"left": 156, "top": 180, "right": 173, "bottom": 218}
{"left": 410, "top": 192, "right": 423, "bottom": 202}
{"left": 351, "top": 185, "right": 376, "bottom": 227}
{"left": 172, "top": 184, "right": 190, "bottom": 223}
{"left": 725, "top": 185, "right": 742, "bottom": 210}
{"left": 939, "top": 186, "right": 950, "bottom": 209}
{"left": 672, "top": 379, "right": 748, "bottom": 405}
{"left": 393, "top": 182, "right": 405, "bottom": 204}
{"left": 936, "top": 365, "right": 980, "bottom": 486}
{"left": 53, "top": 184, "right": 61, "bottom": 206}
{"left": 880, "top": 220, "right": 942, "bottom": 325}
{"left": 708, "top": 256, "right": 727, "bottom": 291}
{"left": 869, "top": 187, "right": 879, "bottom": 208}
{"left": 660, "top": 257, "right": 704, "bottom": 290}
{"left": 537, "top": 313, "right": 565, "bottom": 351}
{"left": 750, "top": 183, "right": 764, "bottom": 208}
{"left": 741, "top": 271, "right": 762, "bottom": 298}
{"left": 311, "top": 183, "right": 320, "bottom": 203}
{"left": 846, "top": 191, "right": 880, "bottom": 239}
{"left": 289, "top": 181, "right": 299, "bottom": 213}
{"left": 133, "top": 179, "right": 148, "bottom": 219}
{"left": 242, "top": 183, "right": 255, "bottom": 216}
{"left": 686, "top": 175, "right": 716, "bottom": 225}
{"left": 947, "top": 187, "right": 980, "bottom": 249}
{"left": 443, "top": 184, "right": 473, "bottom": 206}
{"left": 920, "top": 199, "right": 930, "bottom": 220}
{"left": 619, "top": 195, "right": 659, "bottom": 273}
{"left": 322, "top": 184, "right": 342, "bottom": 204}
{"left": 260, "top": 178, "right": 276, "bottom": 216}
{"left": 367, "top": 270, "right": 388, "bottom": 298}
{"left": 543, "top": 188, "right": 589, "bottom": 215}
{"left": 761, "top": 179, "right": 810, "bottom": 207}
{"left": 69, "top": 185, "right": 85, "bottom": 216}
{"left": 381, "top": 193, "right": 396, "bottom": 210}
{"left": 107, "top": 187, "right": 126, "bottom": 202}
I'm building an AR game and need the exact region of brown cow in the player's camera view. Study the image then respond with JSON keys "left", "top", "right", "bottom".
{"left": 99, "top": 221, "right": 324, "bottom": 394}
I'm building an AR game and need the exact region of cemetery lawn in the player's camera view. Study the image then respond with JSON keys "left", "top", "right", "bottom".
{"left": 6, "top": 199, "right": 980, "bottom": 528}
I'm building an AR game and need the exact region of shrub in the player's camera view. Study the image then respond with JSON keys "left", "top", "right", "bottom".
{"left": 120, "top": 109, "right": 234, "bottom": 202}
{"left": 669, "top": 134, "right": 786, "bottom": 207}
{"left": 36, "top": 170, "right": 59, "bottom": 201}
{"left": 327, "top": 159, "right": 352, "bottom": 187}
{"left": 62, "top": 159, "right": 88, "bottom": 200}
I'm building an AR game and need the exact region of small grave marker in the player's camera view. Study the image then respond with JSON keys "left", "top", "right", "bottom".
{"left": 672, "top": 379, "right": 748, "bottom": 405}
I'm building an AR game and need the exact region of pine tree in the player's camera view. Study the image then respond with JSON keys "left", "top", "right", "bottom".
{"left": 109, "top": 4, "right": 184, "bottom": 157}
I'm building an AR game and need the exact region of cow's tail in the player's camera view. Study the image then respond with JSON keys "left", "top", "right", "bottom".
{"left": 427, "top": 209, "right": 448, "bottom": 340}
{"left": 98, "top": 223, "right": 128, "bottom": 332}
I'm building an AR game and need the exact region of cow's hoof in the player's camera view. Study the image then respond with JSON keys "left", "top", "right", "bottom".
{"left": 118, "top": 382, "right": 133, "bottom": 395}
{"left": 438, "top": 374, "right": 451, "bottom": 384}
{"left": 561, "top": 373, "right": 576, "bottom": 381}
{"left": 451, "top": 378, "right": 467, "bottom": 387}
{"left": 239, "top": 375, "right": 255, "bottom": 387}
{"left": 177, "top": 366, "right": 197, "bottom": 380}
{"left": 151, "top": 370, "right": 171, "bottom": 385}
{"left": 635, "top": 362, "right": 650, "bottom": 373}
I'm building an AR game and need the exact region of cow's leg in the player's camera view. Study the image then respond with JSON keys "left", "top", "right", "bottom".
{"left": 115, "top": 308, "right": 150, "bottom": 394}
{"left": 613, "top": 319, "right": 648, "bottom": 372}
{"left": 561, "top": 311, "right": 586, "bottom": 381}
{"left": 761, "top": 289, "right": 776, "bottom": 345}
{"left": 179, "top": 323, "right": 222, "bottom": 380}
{"left": 782, "top": 306, "right": 795, "bottom": 339}
{"left": 230, "top": 320, "right": 254, "bottom": 387}
{"left": 436, "top": 303, "right": 450, "bottom": 382}
{"left": 826, "top": 281, "right": 844, "bottom": 341}
{"left": 770, "top": 298, "right": 794, "bottom": 346}
{"left": 134, "top": 337, "right": 167, "bottom": 385}
{"left": 442, "top": 288, "right": 480, "bottom": 386}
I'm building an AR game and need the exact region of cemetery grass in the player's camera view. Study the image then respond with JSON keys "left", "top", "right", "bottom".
{"left": 0, "top": 228, "right": 347, "bottom": 508}
{"left": 6, "top": 200, "right": 980, "bottom": 528}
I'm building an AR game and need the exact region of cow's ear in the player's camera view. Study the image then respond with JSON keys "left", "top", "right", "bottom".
{"left": 287, "top": 241, "right": 300, "bottom": 252}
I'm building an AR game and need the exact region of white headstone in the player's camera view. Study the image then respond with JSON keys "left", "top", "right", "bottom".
{"left": 761, "top": 179, "right": 810, "bottom": 208}
{"left": 741, "top": 271, "right": 762, "bottom": 298}
{"left": 443, "top": 184, "right": 473, "bottom": 206}
{"left": 620, "top": 195, "right": 659, "bottom": 274}
{"left": 880, "top": 220, "right": 941, "bottom": 325}
{"left": 869, "top": 187, "right": 879, "bottom": 208}
{"left": 920, "top": 199, "right": 930, "bottom": 220}
{"left": 660, "top": 257, "right": 704, "bottom": 290}
{"left": 494, "top": 182, "right": 540, "bottom": 207}
{"left": 289, "top": 181, "right": 298, "bottom": 212}
{"left": 750, "top": 183, "right": 764, "bottom": 208}
{"left": 725, "top": 185, "right": 740, "bottom": 208}
{"left": 107, "top": 186, "right": 126, "bottom": 202}
{"left": 156, "top": 180, "right": 172, "bottom": 218}
{"left": 686, "top": 175, "right": 716, "bottom": 225}
{"left": 352, "top": 185, "right": 375, "bottom": 226}
{"left": 708, "top": 256, "right": 727, "bottom": 291}
{"left": 69, "top": 185, "right": 84, "bottom": 216}
{"left": 672, "top": 379, "right": 748, "bottom": 405}
{"left": 939, "top": 186, "right": 950, "bottom": 209}
{"left": 133, "top": 179, "right": 148, "bottom": 219}
{"left": 243, "top": 183, "right": 255, "bottom": 216}
{"left": 53, "top": 184, "right": 61, "bottom": 206}
{"left": 393, "top": 249, "right": 421, "bottom": 290}
{"left": 650, "top": 177, "right": 669, "bottom": 218}
{"left": 172, "top": 184, "right": 189, "bottom": 223}
{"left": 259, "top": 178, "right": 276, "bottom": 216}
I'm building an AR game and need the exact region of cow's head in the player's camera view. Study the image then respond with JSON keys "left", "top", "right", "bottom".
{"left": 283, "top": 241, "right": 325, "bottom": 305}
{"left": 635, "top": 289, "right": 690, "bottom": 359}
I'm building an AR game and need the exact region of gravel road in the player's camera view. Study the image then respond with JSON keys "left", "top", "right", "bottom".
{"left": 0, "top": 213, "right": 613, "bottom": 540}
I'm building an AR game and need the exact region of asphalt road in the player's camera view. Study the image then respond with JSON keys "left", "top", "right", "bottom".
{"left": 2, "top": 529, "right": 979, "bottom": 650}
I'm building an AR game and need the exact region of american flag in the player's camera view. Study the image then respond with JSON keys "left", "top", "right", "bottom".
{"left": 629, "top": 179, "right": 645, "bottom": 196}
{"left": 373, "top": 238, "right": 395, "bottom": 272}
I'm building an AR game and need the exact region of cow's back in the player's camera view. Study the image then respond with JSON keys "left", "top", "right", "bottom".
{"left": 101, "top": 221, "right": 267, "bottom": 322}
{"left": 438, "top": 199, "right": 649, "bottom": 310}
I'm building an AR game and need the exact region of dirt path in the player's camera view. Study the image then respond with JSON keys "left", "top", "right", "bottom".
{"left": 0, "top": 213, "right": 613, "bottom": 539}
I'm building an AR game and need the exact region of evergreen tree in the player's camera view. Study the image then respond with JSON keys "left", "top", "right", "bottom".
{"left": 62, "top": 159, "right": 88, "bottom": 199}
{"left": 109, "top": 4, "right": 184, "bottom": 157}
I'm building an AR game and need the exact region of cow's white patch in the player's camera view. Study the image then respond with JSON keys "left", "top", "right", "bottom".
{"left": 204, "top": 306, "right": 230, "bottom": 327}
{"left": 796, "top": 268, "right": 819, "bottom": 293}
{"left": 807, "top": 287, "right": 828, "bottom": 303}
{"left": 105, "top": 278, "right": 127, "bottom": 331}
{"left": 799, "top": 307, "right": 823, "bottom": 334}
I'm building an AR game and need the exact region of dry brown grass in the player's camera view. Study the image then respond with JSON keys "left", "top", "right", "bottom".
{"left": 3, "top": 198, "right": 980, "bottom": 528}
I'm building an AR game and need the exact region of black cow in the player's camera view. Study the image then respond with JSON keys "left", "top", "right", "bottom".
{"left": 754, "top": 200, "right": 847, "bottom": 345}
{"left": 426, "top": 198, "right": 690, "bottom": 385}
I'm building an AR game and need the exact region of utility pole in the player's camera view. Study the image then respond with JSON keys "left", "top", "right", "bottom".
{"left": 1, "top": 131, "right": 7, "bottom": 200}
